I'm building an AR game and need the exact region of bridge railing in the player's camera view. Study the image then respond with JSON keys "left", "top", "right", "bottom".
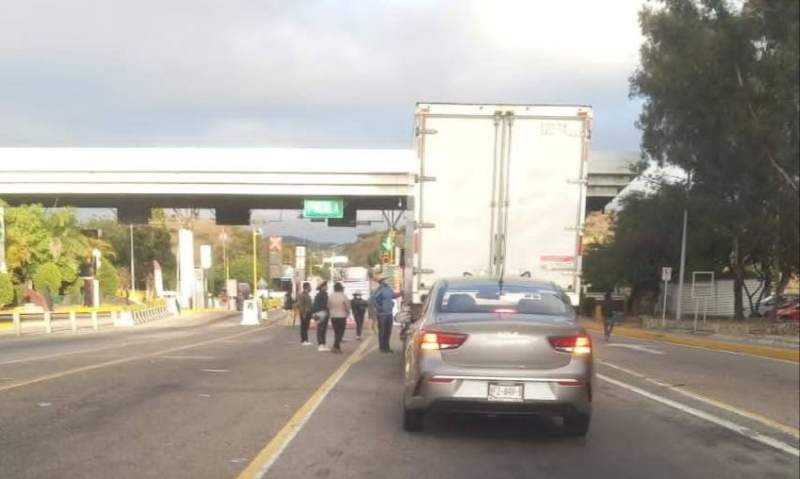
{"left": 1, "top": 304, "right": 172, "bottom": 337}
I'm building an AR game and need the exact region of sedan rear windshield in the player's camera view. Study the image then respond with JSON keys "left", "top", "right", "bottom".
{"left": 435, "top": 283, "right": 573, "bottom": 317}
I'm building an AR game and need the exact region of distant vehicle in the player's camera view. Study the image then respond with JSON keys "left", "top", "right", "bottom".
{"left": 411, "top": 103, "right": 592, "bottom": 310}
{"left": 757, "top": 294, "right": 799, "bottom": 317}
{"left": 401, "top": 278, "right": 592, "bottom": 436}
{"left": 776, "top": 302, "right": 800, "bottom": 321}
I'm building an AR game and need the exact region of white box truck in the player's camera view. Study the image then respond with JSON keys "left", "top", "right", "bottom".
{"left": 411, "top": 103, "right": 592, "bottom": 306}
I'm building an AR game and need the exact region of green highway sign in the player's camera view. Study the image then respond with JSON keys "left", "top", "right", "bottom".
{"left": 303, "top": 199, "right": 344, "bottom": 219}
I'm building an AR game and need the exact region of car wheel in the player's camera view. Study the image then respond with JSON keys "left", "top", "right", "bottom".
{"left": 563, "top": 412, "right": 591, "bottom": 437}
{"left": 403, "top": 408, "right": 424, "bottom": 432}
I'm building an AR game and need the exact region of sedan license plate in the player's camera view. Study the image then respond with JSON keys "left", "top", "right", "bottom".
{"left": 488, "top": 383, "right": 524, "bottom": 402}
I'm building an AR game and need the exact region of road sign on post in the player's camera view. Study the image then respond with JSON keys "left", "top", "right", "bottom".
{"left": 661, "top": 267, "right": 672, "bottom": 282}
{"left": 661, "top": 267, "right": 672, "bottom": 328}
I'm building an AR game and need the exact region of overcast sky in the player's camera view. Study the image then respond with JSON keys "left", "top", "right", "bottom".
{"left": 1, "top": 0, "right": 645, "bottom": 150}
{"left": 3, "top": 0, "right": 648, "bottom": 243}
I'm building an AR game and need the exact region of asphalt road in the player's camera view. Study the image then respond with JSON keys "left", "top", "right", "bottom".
{"left": 1, "top": 311, "right": 798, "bottom": 479}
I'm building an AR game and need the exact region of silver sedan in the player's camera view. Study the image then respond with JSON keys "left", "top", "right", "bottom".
{"left": 402, "top": 278, "right": 594, "bottom": 435}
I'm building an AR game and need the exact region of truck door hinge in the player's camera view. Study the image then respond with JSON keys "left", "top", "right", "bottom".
{"left": 415, "top": 222, "right": 435, "bottom": 229}
{"left": 415, "top": 127, "right": 438, "bottom": 136}
{"left": 414, "top": 268, "right": 435, "bottom": 275}
{"left": 415, "top": 175, "right": 437, "bottom": 183}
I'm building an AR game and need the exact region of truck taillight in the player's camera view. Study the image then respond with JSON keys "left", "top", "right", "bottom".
{"left": 420, "top": 330, "right": 468, "bottom": 351}
{"left": 548, "top": 335, "right": 592, "bottom": 355}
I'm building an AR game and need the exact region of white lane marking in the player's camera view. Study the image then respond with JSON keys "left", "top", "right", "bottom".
{"left": 37, "top": 402, "right": 52, "bottom": 407}
{"left": 598, "top": 373, "right": 800, "bottom": 457}
{"left": 160, "top": 355, "right": 216, "bottom": 360}
{"left": 590, "top": 331, "right": 799, "bottom": 365}
{"left": 598, "top": 360, "right": 800, "bottom": 439}
{"left": 201, "top": 369, "right": 229, "bottom": 373}
{"left": 199, "top": 394, "right": 211, "bottom": 398}
{"left": 605, "top": 343, "right": 665, "bottom": 355}
{"left": 238, "top": 338, "right": 377, "bottom": 479}
{"left": 0, "top": 339, "right": 152, "bottom": 365}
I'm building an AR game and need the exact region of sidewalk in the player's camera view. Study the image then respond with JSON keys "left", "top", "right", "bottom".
{"left": 580, "top": 318, "right": 800, "bottom": 363}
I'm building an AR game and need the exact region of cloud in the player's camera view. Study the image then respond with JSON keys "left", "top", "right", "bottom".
{"left": 0, "top": 0, "right": 645, "bottom": 149}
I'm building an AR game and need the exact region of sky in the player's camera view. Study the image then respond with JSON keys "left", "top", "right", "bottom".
{"left": 2, "top": 0, "right": 649, "bottom": 242}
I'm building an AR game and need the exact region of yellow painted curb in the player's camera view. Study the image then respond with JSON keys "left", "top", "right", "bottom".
{"left": 0, "top": 322, "right": 12, "bottom": 331}
{"left": 582, "top": 321, "right": 799, "bottom": 363}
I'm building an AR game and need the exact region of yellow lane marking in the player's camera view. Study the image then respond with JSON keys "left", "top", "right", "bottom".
{"left": 583, "top": 321, "right": 799, "bottom": 363}
{"left": 0, "top": 325, "right": 273, "bottom": 394}
{"left": 237, "top": 337, "right": 377, "bottom": 479}
{"left": 599, "top": 360, "right": 800, "bottom": 439}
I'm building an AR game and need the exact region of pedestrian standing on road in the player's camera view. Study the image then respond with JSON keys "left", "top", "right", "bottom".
{"left": 297, "top": 282, "right": 313, "bottom": 346}
{"left": 602, "top": 291, "right": 616, "bottom": 341}
{"left": 370, "top": 275, "right": 401, "bottom": 353}
{"left": 312, "top": 282, "right": 330, "bottom": 351}
{"left": 328, "top": 282, "right": 351, "bottom": 354}
{"left": 351, "top": 292, "right": 368, "bottom": 340}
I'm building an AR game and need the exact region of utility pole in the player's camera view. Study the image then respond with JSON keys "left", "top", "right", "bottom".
{"left": 675, "top": 209, "right": 688, "bottom": 321}
{"left": 252, "top": 228, "right": 262, "bottom": 294}
{"left": 221, "top": 230, "right": 229, "bottom": 281}
{"left": 129, "top": 224, "right": 135, "bottom": 294}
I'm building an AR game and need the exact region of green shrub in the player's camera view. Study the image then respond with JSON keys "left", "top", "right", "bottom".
{"left": 97, "top": 259, "right": 120, "bottom": 299}
{"left": 33, "top": 262, "right": 62, "bottom": 295}
{"left": 65, "top": 280, "right": 83, "bottom": 305}
{"left": 0, "top": 273, "right": 13, "bottom": 306}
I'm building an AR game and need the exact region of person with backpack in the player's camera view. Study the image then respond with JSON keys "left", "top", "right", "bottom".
{"left": 351, "top": 291, "right": 368, "bottom": 341}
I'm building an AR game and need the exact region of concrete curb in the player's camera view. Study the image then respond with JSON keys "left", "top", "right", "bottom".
{"left": 581, "top": 321, "right": 800, "bottom": 363}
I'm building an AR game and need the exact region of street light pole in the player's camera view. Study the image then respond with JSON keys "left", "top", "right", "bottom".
{"left": 129, "top": 224, "right": 135, "bottom": 294}
{"left": 221, "top": 230, "right": 229, "bottom": 282}
{"left": 252, "top": 228, "right": 262, "bottom": 293}
{"left": 675, "top": 209, "right": 688, "bottom": 321}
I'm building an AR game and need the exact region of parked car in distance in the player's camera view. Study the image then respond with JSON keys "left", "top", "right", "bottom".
{"left": 402, "top": 278, "right": 593, "bottom": 436}
{"left": 775, "top": 302, "right": 800, "bottom": 321}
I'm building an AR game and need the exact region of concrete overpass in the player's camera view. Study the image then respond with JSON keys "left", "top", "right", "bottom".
{"left": 0, "top": 147, "right": 636, "bottom": 222}
{"left": 0, "top": 148, "right": 416, "bottom": 224}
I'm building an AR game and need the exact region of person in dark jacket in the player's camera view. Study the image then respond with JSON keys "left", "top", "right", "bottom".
{"left": 370, "top": 275, "right": 401, "bottom": 353}
{"left": 602, "top": 291, "right": 615, "bottom": 341}
{"left": 312, "top": 282, "right": 330, "bottom": 351}
{"left": 296, "top": 282, "right": 313, "bottom": 346}
{"left": 350, "top": 292, "right": 368, "bottom": 340}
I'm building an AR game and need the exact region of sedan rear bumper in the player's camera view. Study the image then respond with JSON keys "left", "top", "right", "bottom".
{"left": 404, "top": 375, "right": 592, "bottom": 416}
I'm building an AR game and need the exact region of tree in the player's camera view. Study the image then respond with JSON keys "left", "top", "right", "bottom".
{"left": 3, "top": 203, "right": 52, "bottom": 283}
{"left": 0, "top": 273, "right": 14, "bottom": 307}
{"left": 629, "top": 0, "right": 799, "bottom": 319}
{"left": 97, "top": 259, "right": 120, "bottom": 299}
{"left": 583, "top": 182, "right": 730, "bottom": 313}
{"left": 1, "top": 202, "right": 98, "bottom": 288}
{"left": 33, "top": 262, "right": 62, "bottom": 295}
{"left": 89, "top": 220, "right": 177, "bottom": 291}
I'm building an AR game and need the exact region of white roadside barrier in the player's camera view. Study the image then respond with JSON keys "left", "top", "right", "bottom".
{"left": 2, "top": 304, "right": 172, "bottom": 336}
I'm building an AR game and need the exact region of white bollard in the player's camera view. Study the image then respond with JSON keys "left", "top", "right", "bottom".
{"left": 44, "top": 312, "right": 52, "bottom": 334}
{"left": 70, "top": 311, "right": 77, "bottom": 333}
{"left": 13, "top": 312, "right": 21, "bottom": 337}
{"left": 91, "top": 311, "right": 99, "bottom": 331}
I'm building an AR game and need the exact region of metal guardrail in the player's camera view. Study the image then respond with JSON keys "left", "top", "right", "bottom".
{"left": 1, "top": 305, "right": 172, "bottom": 337}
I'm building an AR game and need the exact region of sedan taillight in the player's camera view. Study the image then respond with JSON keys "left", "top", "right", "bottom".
{"left": 419, "top": 330, "right": 468, "bottom": 351}
{"left": 548, "top": 335, "right": 592, "bottom": 355}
